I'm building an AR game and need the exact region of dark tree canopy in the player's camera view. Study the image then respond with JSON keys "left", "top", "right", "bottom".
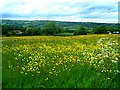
{"left": 92, "top": 26, "right": 107, "bottom": 34}
{"left": 42, "top": 22, "right": 63, "bottom": 35}
{"left": 73, "top": 26, "right": 87, "bottom": 35}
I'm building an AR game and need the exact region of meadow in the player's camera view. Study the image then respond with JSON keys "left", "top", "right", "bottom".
{"left": 2, "top": 34, "right": 119, "bottom": 88}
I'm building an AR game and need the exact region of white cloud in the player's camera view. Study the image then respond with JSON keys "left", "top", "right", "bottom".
{"left": 2, "top": 0, "right": 119, "bottom": 23}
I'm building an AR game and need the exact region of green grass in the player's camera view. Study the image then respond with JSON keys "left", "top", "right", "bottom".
{"left": 54, "top": 33, "right": 73, "bottom": 36}
{"left": 0, "top": 39, "right": 2, "bottom": 83}
{"left": 2, "top": 34, "right": 119, "bottom": 88}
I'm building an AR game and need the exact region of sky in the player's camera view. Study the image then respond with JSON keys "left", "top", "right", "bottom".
{"left": 1, "top": 0, "right": 120, "bottom": 23}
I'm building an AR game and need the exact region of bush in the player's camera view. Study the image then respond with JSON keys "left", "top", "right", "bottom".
{"left": 73, "top": 26, "right": 87, "bottom": 35}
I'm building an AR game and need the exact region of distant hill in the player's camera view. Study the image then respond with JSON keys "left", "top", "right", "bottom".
{"left": 2, "top": 19, "right": 118, "bottom": 29}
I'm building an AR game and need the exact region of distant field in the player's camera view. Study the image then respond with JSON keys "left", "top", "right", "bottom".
{"left": 2, "top": 34, "right": 119, "bottom": 88}
{"left": 54, "top": 33, "right": 73, "bottom": 36}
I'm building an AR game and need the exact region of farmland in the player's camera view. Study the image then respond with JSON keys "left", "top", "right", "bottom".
{"left": 2, "top": 34, "right": 119, "bottom": 88}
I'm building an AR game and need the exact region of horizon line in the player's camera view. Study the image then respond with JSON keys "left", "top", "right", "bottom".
{"left": 0, "top": 18, "right": 118, "bottom": 24}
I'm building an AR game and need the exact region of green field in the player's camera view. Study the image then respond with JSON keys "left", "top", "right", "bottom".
{"left": 2, "top": 34, "right": 119, "bottom": 88}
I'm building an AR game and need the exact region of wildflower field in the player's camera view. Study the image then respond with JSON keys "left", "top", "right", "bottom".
{"left": 2, "top": 34, "right": 119, "bottom": 88}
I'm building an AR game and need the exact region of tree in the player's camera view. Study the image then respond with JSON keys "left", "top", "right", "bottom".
{"left": 2, "top": 25, "right": 9, "bottom": 35}
{"left": 33, "top": 27, "right": 43, "bottom": 35}
{"left": 92, "top": 26, "right": 107, "bottom": 34}
{"left": 24, "top": 27, "right": 34, "bottom": 36}
{"left": 107, "top": 25, "right": 119, "bottom": 34}
{"left": 73, "top": 26, "right": 87, "bottom": 35}
{"left": 42, "top": 22, "right": 63, "bottom": 35}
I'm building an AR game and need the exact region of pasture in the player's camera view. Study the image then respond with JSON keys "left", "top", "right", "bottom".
{"left": 2, "top": 34, "right": 119, "bottom": 88}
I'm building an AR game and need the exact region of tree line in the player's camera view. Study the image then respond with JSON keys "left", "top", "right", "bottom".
{"left": 2, "top": 22, "right": 120, "bottom": 36}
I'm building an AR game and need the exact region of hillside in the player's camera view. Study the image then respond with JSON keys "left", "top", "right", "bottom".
{"left": 2, "top": 19, "right": 118, "bottom": 29}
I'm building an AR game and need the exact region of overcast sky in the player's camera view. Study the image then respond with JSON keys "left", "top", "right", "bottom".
{"left": 1, "top": 0, "right": 119, "bottom": 23}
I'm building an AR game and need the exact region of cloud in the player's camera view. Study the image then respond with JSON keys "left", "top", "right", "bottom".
{"left": 1, "top": 0, "right": 119, "bottom": 23}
